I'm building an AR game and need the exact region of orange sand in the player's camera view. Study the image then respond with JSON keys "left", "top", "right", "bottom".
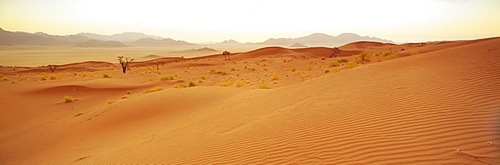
{"left": 0, "top": 37, "right": 499, "bottom": 164}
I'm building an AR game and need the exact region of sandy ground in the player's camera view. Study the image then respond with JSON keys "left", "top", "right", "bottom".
{"left": 0, "top": 37, "right": 499, "bottom": 164}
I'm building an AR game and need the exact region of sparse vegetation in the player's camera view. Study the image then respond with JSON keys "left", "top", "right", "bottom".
{"left": 160, "top": 76, "right": 175, "bottom": 80}
{"left": 223, "top": 51, "right": 231, "bottom": 60}
{"left": 259, "top": 82, "right": 271, "bottom": 89}
{"left": 145, "top": 87, "right": 164, "bottom": 93}
{"left": 329, "top": 61, "right": 341, "bottom": 67}
{"left": 122, "top": 95, "right": 129, "bottom": 99}
{"left": 64, "top": 96, "right": 74, "bottom": 103}
{"left": 199, "top": 75, "right": 206, "bottom": 80}
{"left": 220, "top": 82, "right": 232, "bottom": 87}
{"left": 107, "top": 100, "right": 116, "bottom": 104}
{"left": 330, "top": 47, "right": 341, "bottom": 58}
{"left": 118, "top": 56, "right": 134, "bottom": 73}
{"left": 102, "top": 73, "right": 112, "bottom": 78}
{"left": 188, "top": 81, "right": 197, "bottom": 87}
{"left": 348, "top": 62, "right": 358, "bottom": 69}
{"left": 337, "top": 58, "right": 349, "bottom": 63}
{"left": 356, "top": 52, "right": 371, "bottom": 64}
{"left": 271, "top": 74, "right": 280, "bottom": 80}
{"left": 48, "top": 65, "right": 57, "bottom": 73}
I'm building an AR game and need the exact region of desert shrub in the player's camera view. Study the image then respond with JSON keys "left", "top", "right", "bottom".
{"left": 337, "top": 58, "right": 349, "bottom": 63}
{"left": 305, "top": 65, "right": 313, "bottom": 71}
{"left": 40, "top": 76, "right": 48, "bottom": 81}
{"left": 290, "top": 67, "right": 296, "bottom": 72}
{"left": 271, "top": 74, "right": 280, "bottom": 80}
{"left": 49, "top": 75, "right": 57, "bottom": 80}
{"left": 199, "top": 75, "right": 206, "bottom": 80}
{"left": 220, "top": 82, "right": 232, "bottom": 87}
{"left": 356, "top": 52, "right": 371, "bottom": 64}
{"left": 320, "top": 57, "right": 326, "bottom": 60}
{"left": 259, "top": 82, "right": 271, "bottom": 89}
{"left": 348, "top": 62, "right": 358, "bottom": 69}
{"left": 103, "top": 73, "right": 112, "bottom": 78}
{"left": 160, "top": 76, "right": 174, "bottom": 80}
{"left": 74, "top": 113, "right": 82, "bottom": 117}
{"left": 82, "top": 73, "right": 89, "bottom": 77}
{"left": 209, "top": 68, "right": 217, "bottom": 73}
{"left": 11, "top": 80, "right": 17, "bottom": 84}
{"left": 122, "top": 95, "right": 129, "bottom": 99}
{"left": 325, "top": 70, "right": 330, "bottom": 73}
{"left": 410, "top": 51, "right": 419, "bottom": 55}
{"left": 329, "top": 61, "right": 340, "bottom": 67}
{"left": 230, "top": 67, "right": 237, "bottom": 71}
{"left": 107, "top": 100, "right": 115, "bottom": 104}
{"left": 126, "top": 91, "right": 131, "bottom": 94}
{"left": 146, "top": 87, "right": 164, "bottom": 93}
{"left": 188, "top": 81, "right": 197, "bottom": 87}
{"left": 64, "top": 96, "right": 74, "bottom": 103}
{"left": 235, "top": 81, "right": 245, "bottom": 87}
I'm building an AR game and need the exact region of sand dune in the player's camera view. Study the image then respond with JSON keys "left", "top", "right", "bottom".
{"left": 0, "top": 38, "right": 499, "bottom": 164}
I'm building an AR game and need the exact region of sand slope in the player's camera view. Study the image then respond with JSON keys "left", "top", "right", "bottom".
{"left": 0, "top": 38, "right": 499, "bottom": 164}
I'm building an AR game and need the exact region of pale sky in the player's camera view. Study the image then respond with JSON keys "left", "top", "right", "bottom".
{"left": 1, "top": 0, "right": 499, "bottom": 43}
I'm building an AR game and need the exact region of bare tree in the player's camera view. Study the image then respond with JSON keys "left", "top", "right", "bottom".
{"left": 48, "top": 65, "right": 58, "bottom": 73}
{"left": 330, "top": 47, "right": 341, "bottom": 58}
{"left": 154, "top": 60, "right": 164, "bottom": 70}
{"left": 117, "top": 56, "right": 134, "bottom": 73}
{"left": 222, "top": 51, "right": 231, "bottom": 60}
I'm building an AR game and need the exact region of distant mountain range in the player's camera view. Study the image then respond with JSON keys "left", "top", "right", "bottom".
{"left": 260, "top": 33, "right": 393, "bottom": 46}
{"left": 0, "top": 28, "right": 394, "bottom": 47}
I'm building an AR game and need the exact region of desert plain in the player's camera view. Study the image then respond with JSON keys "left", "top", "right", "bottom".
{"left": 0, "top": 37, "right": 499, "bottom": 164}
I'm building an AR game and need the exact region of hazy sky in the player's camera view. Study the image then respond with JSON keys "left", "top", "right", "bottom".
{"left": 1, "top": 0, "right": 499, "bottom": 43}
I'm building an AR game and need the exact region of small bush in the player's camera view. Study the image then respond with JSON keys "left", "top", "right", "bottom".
{"left": 11, "top": 80, "right": 17, "bottom": 84}
{"left": 305, "top": 65, "right": 313, "bottom": 71}
{"left": 49, "top": 75, "right": 57, "bottom": 80}
{"left": 259, "top": 83, "right": 271, "bottom": 89}
{"left": 126, "top": 91, "right": 131, "bottom": 94}
{"left": 40, "top": 76, "right": 47, "bottom": 81}
{"left": 230, "top": 67, "right": 237, "bottom": 71}
{"left": 329, "top": 61, "right": 340, "bottom": 67}
{"left": 271, "top": 74, "right": 280, "bottom": 80}
{"left": 290, "top": 67, "right": 296, "bottom": 72}
{"left": 103, "top": 73, "right": 112, "bottom": 78}
{"left": 325, "top": 70, "right": 330, "bottom": 73}
{"left": 122, "top": 95, "right": 129, "bottom": 99}
{"left": 220, "top": 82, "right": 232, "bottom": 87}
{"left": 348, "top": 62, "right": 358, "bottom": 69}
{"left": 337, "top": 58, "right": 349, "bottom": 63}
{"left": 107, "top": 100, "right": 115, "bottom": 104}
{"left": 236, "top": 81, "right": 245, "bottom": 87}
{"left": 160, "top": 76, "right": 174, "bottom": 80}
{"left": 188, "top": 81, "right": 197, "bottom": 87}
{"left": 146, "top": 87, "right": 164, "bottom": 93}
{"left": 320, "top": 57, "right": 326, "bottom": 60}
{"left": 199, "top": 75, "right": 206, "bottom": 80}
{"left": 209, "top": 68, "right": 217, "bottom": 73}
{"left": 64, "top": 96, "right": 74, "bottom": 103}
{"left": 356, "top": 52, "right": 371, "bottom": 64}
